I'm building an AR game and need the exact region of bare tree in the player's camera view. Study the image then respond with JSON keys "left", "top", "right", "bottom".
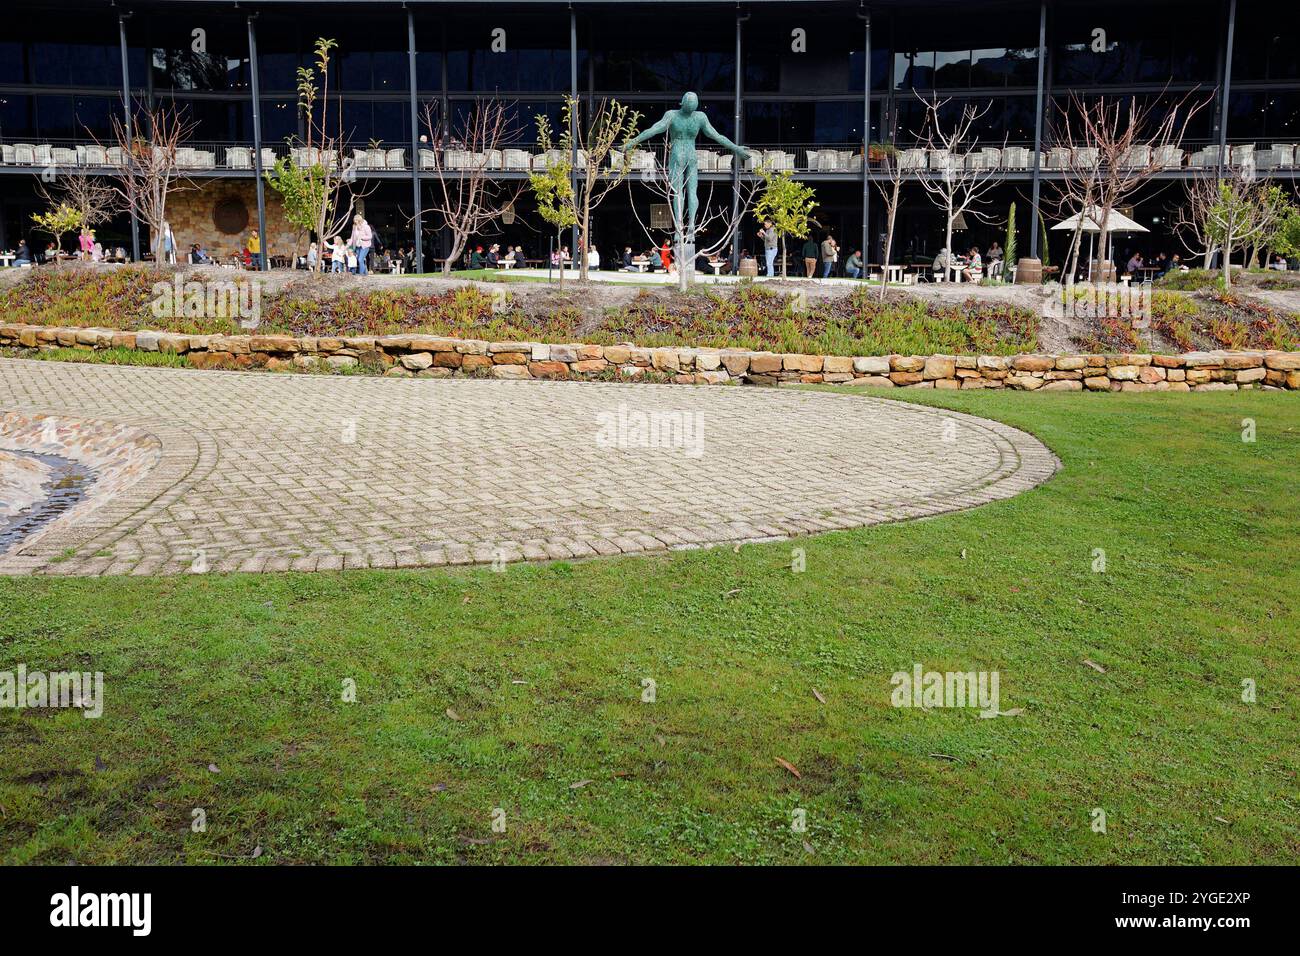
{"left": 37, "top": 170, "right": 121, "bottom": 243}
{"left": 102, "top": 99, "right": 197, "bottom": 263}
{"left": 873, "top": 146, "right": 909, "bottom": 300}
{"left": 1175, "top": 172, "right": 1288, "bottom": 287}
{"left": 536, "top": 97, "right": 641, "bottom": 281}
{"left": 1040, "top": 102, "right": 1105, "bottom": 282}
{"left": 421, "top": 99, "right": 526, "bottom": 276}
{"left": 914, "top": 93, "right": 1005, "bottom": 281}
{"left": 627, "top": 152, "right": 762, "bottom": 291}
{"left": 1055, "top": 91, "right": 1208, "bottom": 277}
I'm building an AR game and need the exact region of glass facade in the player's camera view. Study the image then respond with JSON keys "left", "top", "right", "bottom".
{"left": 0, "top": 0, "right": 1294, "bottom": 152}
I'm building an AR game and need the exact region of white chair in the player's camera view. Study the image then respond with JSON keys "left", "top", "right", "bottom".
{"left": 1001, "top": 147, "right": 1029, "bottom": 169}
{"left": 52, "top": 147, "right": 77, "bottom": 166}
{"left": 386, "top": 148, "right": 406, "bottom": 169}
{"left": 106, "top": 146, "right": 125, "bottom": 166}
{"left": 928, "top": 148, "right": 951, "bottom": 171}
{"left": 900, "top": 148, "right": 927, "bottom": 170}
{"left": 1153, "top": 146, "right": 1183, "bottom": 169}
{"left": 419, "top": 148, "right": 437, "bottom": 169}
{"left": 631, "top": 149, "right": 655, "bottom": 172}
{"left": 1072, "top": 147, "right": 1099, "bottom": 169}
{"left": 225, "top": 147, "right": 251, "bottom": 168}
{"left": 503, "top": 148, "right": 530, "bottom": 170}
{"left": 980, "top": 147, "right": 1002, "bottom": 168}
{"left": 84, "top": 144, "right": 107, "bottom": 166}
{"left": 1047, "top": 147, "right": 1070, "bottom": 169}
{"left": 483, "top": 148, "right": 502, "bottom": 169}
{"left": 1230, "top": 144, "right": 1255, "bottom": 166}
{"left": 365, "top": 147, "right": 386, "bottom": 168}
{"left": 192, "top": 149, "right": 215, "bottom": 168}
{"left": 1271, "top": 144, "right": 1295, "bottom": 167}
{"left": 14, "top": 144, "right": 36, "bottom": 164}
{"left": 0, "top": 144, "right": 13, "bottom": 164}
{"left": 175, "top": 146, "right": 196, "bottom": 167}
{"left": 260, "top": 147, "right": 276, "bottom": 169}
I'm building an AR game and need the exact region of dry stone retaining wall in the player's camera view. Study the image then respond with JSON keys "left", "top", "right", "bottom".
{"left": 3, "top": 323, "right": 1299, "bottom": 392}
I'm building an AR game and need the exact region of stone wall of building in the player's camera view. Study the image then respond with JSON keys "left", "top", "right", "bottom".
{"left": 165, "top": 181, "right": 300, "bottom": 261}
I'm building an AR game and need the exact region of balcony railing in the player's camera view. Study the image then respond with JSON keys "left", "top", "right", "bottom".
{"left": 2, "top": 138, "right": 1297, "bottom": 175}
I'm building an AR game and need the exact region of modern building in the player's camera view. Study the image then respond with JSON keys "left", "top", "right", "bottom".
{"left": 1, "top": 0, "right": 1295, "bottom": 271}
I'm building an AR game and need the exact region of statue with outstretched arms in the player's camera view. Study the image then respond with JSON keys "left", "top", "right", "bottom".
{"left": 626, "top": 91, "right": 754, "bottom": 241}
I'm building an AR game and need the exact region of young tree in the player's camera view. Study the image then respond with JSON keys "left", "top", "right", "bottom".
{"left": 264, "top": 38, "right": 375, "bottom": 273}
{"left": 38, "top": 170, "right": 120, "bottom": 244}
{"left": 530, "top": 155, "right": 578, "bottom": 288}
{"left": 914, "top": 94, "right": 1004, "bottom": 281}
{"left": 873, "top": 149, "right": 906, "bottom": 299}
{"left": 421, "top": 99, "right": 526, "bottom": 276}
{"left": 754, "top": 169, "right": 818, "bottom": 279}
{"left": 1175, "top": 174, "right": 1284, "bottom": 288}
{"left": 30, "top": 203, "right": 82, "bottom": 264}
{"left": 1053, "top": 90, "right": 1207, "bottom": 277}
{"left": 103, "top": 99, "right": 197, "bottom": 263}
{"left": 535, "top": 97, "right": 641, "bottom": 281}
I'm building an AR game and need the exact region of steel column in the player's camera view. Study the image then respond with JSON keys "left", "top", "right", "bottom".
{"left": 1029, "top": 0, "right": 1047, "bottom": 260}
{"left": 119, "top": 13, "right": 140, "bottom": 261}
{"left": 407, "top": 8, "right": 424, "bottom": 273}
{"left": 247, "top": 15, "right": 269, "bottom": 271}
{"left": 1217, "top": 0, "right": 1237, "bottom": 176}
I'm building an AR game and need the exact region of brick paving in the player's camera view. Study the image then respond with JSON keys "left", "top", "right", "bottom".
{"left": 0, "top": 358, "right": 1058, "bottom": 576}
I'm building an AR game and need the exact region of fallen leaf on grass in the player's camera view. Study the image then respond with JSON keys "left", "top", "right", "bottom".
{"left": 929, "top": 753, "right": 957, "bottom": 761}
{"left": 431, "top": 783, "right": 449, "bottom": 793}
{"left": 723, "top": 588, "right": 742, "bottom": 598}
{"left": 93, "top": 756, "right": 107, "bottom": 772}
{"left": 991, "top": 708, "right": 1025, "bottom": 718}
{"left": 445, "top": 708, "right": 462, "bottom": 721}
{"left": 511, "top": 680, "right": 528, "bottom": 685}
{"left": 1213, "top": 816, "right": 1230, "bottom": 824}
{"left": 570, "top": 779, "right": 593, "bottom": 789}
{"left": 775, "top": 757, "right": 802, "bottom": 779}
{"left": 207, "top": 763, "right": 220, "bottom": 774}
{"left": 803, "top": 841, "right": 816, "bottom": 854}
{"left": 811, "top": 688, "right": 827, "bottom": 704}
{"left": 251, "top": 845, "right": 263, "bottom": 859}
{"left": 1083, "top": 659, "right": 1107, "bottom": 673}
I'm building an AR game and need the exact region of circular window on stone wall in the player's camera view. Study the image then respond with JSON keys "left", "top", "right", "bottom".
{"left": 213, "top": 197, "right": 249, "bottom": 236}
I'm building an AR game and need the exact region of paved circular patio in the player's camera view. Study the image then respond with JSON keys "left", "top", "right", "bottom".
{"left": 0, "top": 358, "right": 1058, "bottom": 576}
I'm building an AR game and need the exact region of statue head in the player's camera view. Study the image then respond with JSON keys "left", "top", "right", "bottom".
{"left": 679, "top": 91, "right": 699, "bottom": 113}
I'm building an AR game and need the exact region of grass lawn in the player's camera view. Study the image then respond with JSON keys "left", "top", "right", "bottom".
{"left": 1, "top": 388, "right": 1296, "bottom": 865}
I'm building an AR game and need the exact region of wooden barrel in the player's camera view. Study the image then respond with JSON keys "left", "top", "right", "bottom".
{"left": 1015, "top": 257, "right": 1042, "bottom": 284}
{"left": 739, "top": 257, "right": 758, "bottom": 277}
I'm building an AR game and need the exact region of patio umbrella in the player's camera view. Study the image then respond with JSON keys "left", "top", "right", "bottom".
{"left": 1053, "top": 206, "right": 1149, "bottom": 279}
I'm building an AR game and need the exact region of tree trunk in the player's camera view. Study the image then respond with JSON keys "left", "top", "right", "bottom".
{"left": 781, "top": 236, "right": 787, "bottom": 278}
{"left": 944, "top": 211, "right": 955, "bottom": 283}
{"left": 880, "top": 202, "right": 898, "bottom": 303}
{"left": 1222, "top": 230, "right": 1233, "bottom": 288}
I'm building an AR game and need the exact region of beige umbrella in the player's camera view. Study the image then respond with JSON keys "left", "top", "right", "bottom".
{"left": 1053, "top": 206, "right": 1149, "bottom": 278}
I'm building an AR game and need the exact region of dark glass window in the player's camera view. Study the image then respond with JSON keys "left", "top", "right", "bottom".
{"left": 149, "top": 17, "right": 249, "bottom": 92}
{"left": 1233, "top": 5, "right": 1300, "bottom": 81}
{"left": 447, "top": 18, "right": 572, "bottom": 93}
{"left": 591, "top": 15, "right": 731, "bottom": 93}
{"left": 0, "top": 94, "right": 37, "bottom": 140}
{"left": 1053, "top": 2, "right": 1216, "bottom": 85}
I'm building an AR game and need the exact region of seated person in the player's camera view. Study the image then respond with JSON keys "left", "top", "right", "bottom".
{"left": 470, "top": 246, "right": 485, "bottom": 269}
{"left": 1126, "top": 252, "right": 1144, "bottom": 275}
{"left": 14, "top": 240, "right": 33, "bottom": 265}
{"left": 1270, "top": 254, "right": 1288, "bottom": 271}
{"left": 931, "top": 247, "right": 951, "bottom": 279}
{"left": 962, "top": 247, "right": 983, "bottom": 282}
{"left": 845, "top": 249, "right": 864, "bottom": 279}
{"left": 1153, "top": 252, "right": 1170, "bottom": 276}
{"left": 485, "top": 244, "right": 499, "bottom": 268}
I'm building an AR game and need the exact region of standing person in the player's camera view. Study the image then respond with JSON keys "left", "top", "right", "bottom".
{"left": 348, "top": 214, "right": 373, "bottom": 276}
{"left": 78, "top": 229, "right": 94, "bottom": 260}
{"left": 587, "top": 244, "right": 600, "bottom": 270}
{"left": 247, "top": 229, "right": 262, "bottom": 270}
{"left": 330, "top": 236, "right": 347, "bottom": 273}
{"left": 801, "top": 236, "right": 818, "bottom": 278}
{"left": 759, "top": 219, "right": 779, "bottom": 276}
{"left": 821, "top": 233, "right": 839, "bottom": 278}
{"left": 659, "top": 239, "right": 673, "bottom": 274}
{"left": 305, "top": 242, "right": 318, "bottom": 271}
{"left": 161, "top": 221, "right": 176, "bottom": 265}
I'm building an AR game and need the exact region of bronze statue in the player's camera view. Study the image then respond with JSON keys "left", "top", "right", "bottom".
{"left": 628, "top": 91, "right": 754, "bottom": 242}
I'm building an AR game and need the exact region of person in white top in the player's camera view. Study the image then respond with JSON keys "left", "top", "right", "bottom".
{"left": 331, "top": 236, "right": 348, "bottom": 273}
{"left": 587, "top": 245, "right": 601, "bottom": 270}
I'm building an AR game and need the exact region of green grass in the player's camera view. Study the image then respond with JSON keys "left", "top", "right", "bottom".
{"left": 1, "top": 389, "right": 1297, "bottom": 865}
